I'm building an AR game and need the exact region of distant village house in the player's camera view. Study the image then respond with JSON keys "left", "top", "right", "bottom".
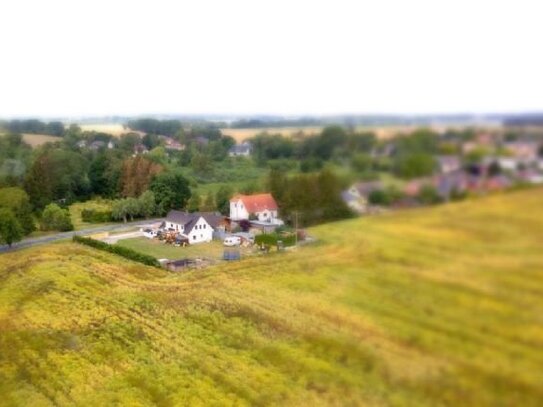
{"left": 229, "top": 142, "right": 252, "bottom": 157}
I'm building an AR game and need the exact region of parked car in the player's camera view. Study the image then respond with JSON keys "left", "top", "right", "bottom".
{"left": 233, "top": 232, "right": 255, "bottom": 244}
{"left": 223, "top": 236, "right": 241, "bottom": 246}
{"left": 143, "top": 229, "right": 158, "bottom": 239}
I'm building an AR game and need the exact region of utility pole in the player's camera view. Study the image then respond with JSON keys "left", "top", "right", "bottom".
{"left": 294, "top": 211, "right": 298, "bottom": 247}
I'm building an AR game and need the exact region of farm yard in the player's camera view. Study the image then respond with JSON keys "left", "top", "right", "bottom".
{"left": 1, "top": 188, "right": 542, "bottom": 405}
{"left": 117, "top": 237, "right": 254, "bottom": 262}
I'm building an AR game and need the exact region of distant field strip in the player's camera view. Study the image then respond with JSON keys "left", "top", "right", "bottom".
{"left": 1, "top": 188, "right": 542, "bottom": 406}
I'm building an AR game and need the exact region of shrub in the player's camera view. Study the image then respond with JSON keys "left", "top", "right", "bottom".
{"left": 72, "top": 235, "right": 161, "bottom": 268}
{"left": 255, "top": 233, "right": 296, "bottom": 247}
{"left": 41, "top": 203, "right": 74, "bottom": 231}
{"left": 239, "top": 219, "right": 251, "bottom": 232}
{"left": 368, "top": 189, "right": 391, "bottom": 206}
{"left": 417, "top": 185, "right": 442, "bottom": 205}
{"left": 81, "top": 209, "right": 113, "bottom": 223}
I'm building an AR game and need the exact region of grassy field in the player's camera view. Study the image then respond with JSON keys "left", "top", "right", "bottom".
{"left": 117, "top": 238, "right": 254, "bottom": 261}
{"left": 69, "top": 199, "right": 114, "bottom": 230}
{"left": 20, "top": 133, "right": 61, "bottom": 147}
{"left": 0, "top": 132, "right": 63, "bottom": 148}
{"left": 1, "top": 189, "right": 542, "bottom": 406}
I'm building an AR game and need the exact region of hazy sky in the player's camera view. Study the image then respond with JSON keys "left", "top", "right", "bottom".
{"left": 1, "top": 0, "right": 542, "bottom": 118}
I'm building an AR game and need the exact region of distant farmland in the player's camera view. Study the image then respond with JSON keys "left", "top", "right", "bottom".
{"left": 220, "top": 123, "right": 503, "bottom": 142}
{"left": 21, "top": 133, "right": 61, "bottom": 147}
{"left": 67, "top": 122, "right": 504, "bottom": 142}
{"left": 78, "top": 123, "right": 134, "bottom": 137}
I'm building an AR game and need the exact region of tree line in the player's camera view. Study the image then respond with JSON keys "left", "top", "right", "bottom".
{"left": 1, "top": 119, "right": 65, "bottom": 136}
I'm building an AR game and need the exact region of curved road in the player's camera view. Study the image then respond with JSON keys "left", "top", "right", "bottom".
{"left": 0, "top": 218, "right": 164, "bottom": 253}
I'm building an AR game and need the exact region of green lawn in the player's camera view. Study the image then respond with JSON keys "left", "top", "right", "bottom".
{"left": 69, "top": 199, "right": 115, "bottom": 230}
{"left": 117, "top": 237, "right": 254, "bottom": 261}
{"left": 1, "top": 188, "right": 542, "bottom": 406}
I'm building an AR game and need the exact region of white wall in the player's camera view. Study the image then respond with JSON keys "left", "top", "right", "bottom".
{"left": 168, "top": 222, "right": 185, "bottom": 233}
{"left": 256, "top": 209, "right": 278, "bottom": 222}
{"left": 185, "top": 217, "right": 213, "bottom": 244}
{"left": 230, "top": 199, "right": 249, "bottom": 220}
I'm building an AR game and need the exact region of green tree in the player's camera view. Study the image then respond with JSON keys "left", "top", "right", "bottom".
{"left": 138, "top": 191, "right": 156, "bottom": 218}
{"left": 40, "top": 203, "right": 73, "bottom": 231}
{"left": 149, "top": 171, "right": 192, "bottom": 215}
{"left": 0, "top": 208, "right": 24, "bottom": 247}
{"left": 368, "top": 189, "right": 391, "bottom": 206}
{"left": 187, "top": 194, "right": 201, "bottom": 213}
{"left": 417, "top": 185, "right": 442, "bottom": 205}
{"left": 394, "top": 153, "right": 436, "bottom": 179}
{"left": 314, "top": 126, "right": 348, "bottom": 160}
{"left": 215, "top": 186, "right": 233, "bottom": 215}
{"left": 25, "top": 149, "right": 91, "bottom": 209}
{"left": 267, "top": 168, "right": 288, "bottom": 206}
{"left": 63, "top": 124, "right": 83, "bottom": 149}
{"left": 191, "top": 152, "right": 214, "bottom": 176}
{"left": 89, "top": 151, "right": 123, "bottom": 198}
{"left": 0, "top": 187, "right": 35, "bottom": 235}
{"left": 125, "top": 197, "right": 141, "bottom": 221}
{"left": 200, "top": 194, "right": 215, "bottom": 212}
{"left": 112, "top": 199, "right": 129, "bottom": 223}
{"left": 119, "top": 132, "right": 141, "bottom": 154}
{"left": 351, "top": 153, "right": 372, "bottom": 173}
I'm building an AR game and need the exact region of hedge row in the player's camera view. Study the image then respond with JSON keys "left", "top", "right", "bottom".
{"left": 255, "top": 233, "right": 296, "bottom": 247}
{"left": 81, "top": 209, "right": 113, "bottom": 223}
{"left": 72, "top": 235, "right": 161, "bottom": 268}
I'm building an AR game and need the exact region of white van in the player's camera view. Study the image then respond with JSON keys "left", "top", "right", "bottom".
{"left": 223, "top": 236, "right": 241, "bottom": 247}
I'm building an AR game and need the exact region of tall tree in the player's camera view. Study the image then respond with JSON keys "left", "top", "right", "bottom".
{"left": 187, "top": 194, "right": 201, "bottom": 213}
{"left": 138, "top": 191, "right": 156, "bottom": 219}
{"left": 112, "top": 199, "right": 129, "bottom": 223}
{"left": 119, "top": 156, "right": 163, "bottom": 197}
{"left": 149, "top": 171, "right": 191, "bottom": 215}
{"left": 125, "top": 197, "right": 141, "bottom": 221}
{"left": 200, "top": 194, "right": 215, "bottom": 212}
{"left": 0, "top": 208, "right": 23, "bottom": 247}
{"left": 0, "top": 187, "right": 35, "bottom": 235}
{"left": 89, "top": 151, "right": 123, "bottom": 198}
{"left": 267, "top": 168, "right": 288, "bottom": 207}
{"left": 215, "top": 186, "right": 233, "bottom": 215}
{"left": 24, "top": 149, "right": 90, "bottom": 208}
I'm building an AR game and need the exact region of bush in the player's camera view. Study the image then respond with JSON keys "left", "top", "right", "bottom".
{"left": 417, "top": 185, "right": 442, "bottom": 205}
{"left": 255, "top": 233, "right": 296, "bottom": 247}
{"left": 368, "top": 189, "right": 391, "bottom": 206}
{"left": 72, "top": 236, "right": 161, "bottom": 268}
{"left": 41, "top": 203, "right": 74, "bottom": 231}
{"left": 81, "top": 209, "right": 113, "bottom": 223}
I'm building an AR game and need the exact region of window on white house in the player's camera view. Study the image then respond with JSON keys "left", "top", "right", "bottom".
{"left": 193, "top": 235, "right": 196, "bottom": 240}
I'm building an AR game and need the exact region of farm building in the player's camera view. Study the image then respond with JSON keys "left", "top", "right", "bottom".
{"left": 436, "top": 155, "right": 462, "bottom": 174}
{"left": 229, "top": 142, "right": 252, "bottom": 157}
{"left": 229, "top": 193, "right": 281, "bottom": 224}
{"left": 342, "top": 181, "right": 382, "bottom": 213}
{"left": 164, "top": 211, "right": 214, "bottom": 244}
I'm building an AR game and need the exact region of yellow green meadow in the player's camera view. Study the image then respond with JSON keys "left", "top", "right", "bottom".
{"left": 1, "top": 188, "right": 542, "bottom": 406}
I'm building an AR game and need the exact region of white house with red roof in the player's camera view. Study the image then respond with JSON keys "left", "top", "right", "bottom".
{"left": 229, "top": 193, "right": 281, "bottom": 224}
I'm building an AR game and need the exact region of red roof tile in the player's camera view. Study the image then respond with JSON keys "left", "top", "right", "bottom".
{"left": 230, "top": 193, "right": 278, "bottom": 212}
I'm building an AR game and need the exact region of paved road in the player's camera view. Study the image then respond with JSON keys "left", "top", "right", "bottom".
{"left": 0, "top": 218, "right": 164, "bottom": 253}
